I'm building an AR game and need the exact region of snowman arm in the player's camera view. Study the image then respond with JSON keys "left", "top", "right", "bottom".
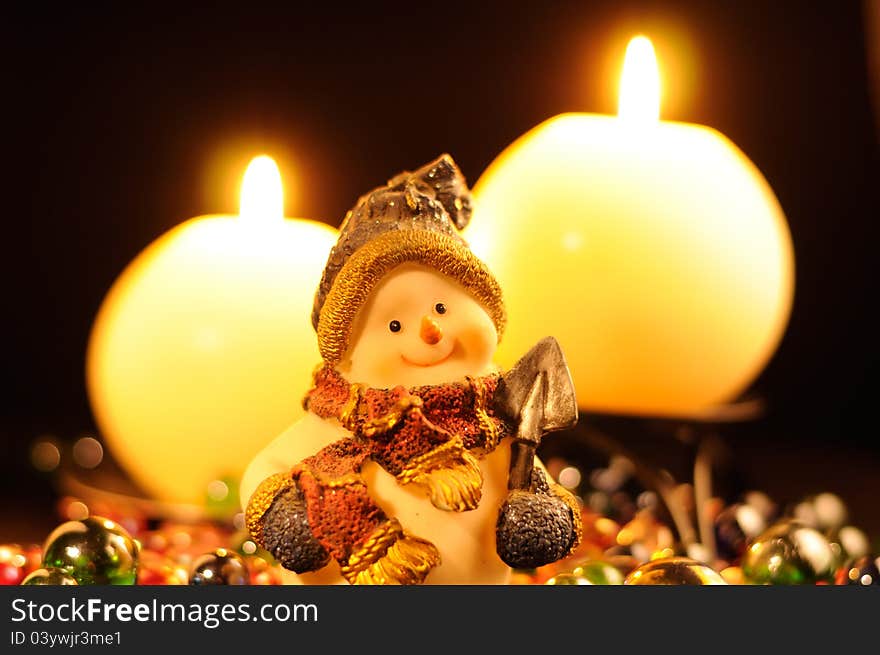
{"left": 247, "top": 437, "right": 440, "bottom": 584}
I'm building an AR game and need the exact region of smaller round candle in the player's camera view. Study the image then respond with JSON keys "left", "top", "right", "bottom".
{"left": 467, "top": 36, "right": 795, "bottom": 418}
{"left": 87, "top": 156, "right": 337, "bottom": 504}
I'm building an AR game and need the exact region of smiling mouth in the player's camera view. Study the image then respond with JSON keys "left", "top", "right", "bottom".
{"left": 401, "top": 349, "right": 454, "bottom": 368}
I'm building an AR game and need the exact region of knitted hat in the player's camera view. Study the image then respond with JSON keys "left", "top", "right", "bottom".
{"left": 312, "top": 154, "right": 506, "bottom": 364}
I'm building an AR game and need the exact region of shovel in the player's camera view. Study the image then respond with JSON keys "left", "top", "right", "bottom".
{"left": 493, "top": 336, "right": 579, "bottom": 490}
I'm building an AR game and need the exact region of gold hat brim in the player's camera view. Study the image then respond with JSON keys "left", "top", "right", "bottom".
{"left": 316, "top": 230, "right": 506, "bottom": 364}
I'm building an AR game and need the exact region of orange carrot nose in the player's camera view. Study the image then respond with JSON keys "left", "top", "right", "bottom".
{"left": 420, "top": 315, "right": 443, "bottom": 345}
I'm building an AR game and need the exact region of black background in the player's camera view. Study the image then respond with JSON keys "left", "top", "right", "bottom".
{"left": 2, "top": 2, "right": 879, "bottom": 541}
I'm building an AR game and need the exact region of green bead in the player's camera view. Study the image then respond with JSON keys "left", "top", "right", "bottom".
{"left": 570, "top": 560, "right": 625, "bottom": 585}
{"left": 42, "top": 517, "right": 139, "bottom": 585}
{"left": 741, "top": 520, "right": 835, "bottom": 585}
{"left": 545, "top": 573, "right": 593, "bottom": 585}
{"left": 624, "top": 557, "right": 727, "bottom": 585}
{"left": 21, "top": 567, "right": 79, "bottom": 585}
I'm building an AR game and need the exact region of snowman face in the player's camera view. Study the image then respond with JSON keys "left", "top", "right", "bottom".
{"left": 340, "top": 264, "right": 499, "bottom": 388}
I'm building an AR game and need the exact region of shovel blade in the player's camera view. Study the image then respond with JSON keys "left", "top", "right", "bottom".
{"left": 494, "top": 336, "right": 578, "bottom": 435}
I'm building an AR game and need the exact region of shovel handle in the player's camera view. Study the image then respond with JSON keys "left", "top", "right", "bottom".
{"left": 506, "top": 371, "right": 546, "bottom": 491}
{"left": 508, "top": 441, "right": 537, "bottom": 491}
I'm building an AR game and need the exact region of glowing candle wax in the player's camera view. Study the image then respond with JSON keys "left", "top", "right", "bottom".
{"left": 87, "top": 156, "right": 338, "bottom": 503}
{"left": 467, "top": 36, "right": 795, "bottom": 418}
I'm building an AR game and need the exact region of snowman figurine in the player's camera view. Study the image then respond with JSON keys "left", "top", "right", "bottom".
{"left": 241, "top": 155, "right": 581, "bottom": 584}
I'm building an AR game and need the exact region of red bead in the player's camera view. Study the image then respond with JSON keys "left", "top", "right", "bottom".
{"left": 0, "top": 545, "right": 27, "bottom": 586}
{"left": 0, "top": 562, "right": 25, "bottom": 586}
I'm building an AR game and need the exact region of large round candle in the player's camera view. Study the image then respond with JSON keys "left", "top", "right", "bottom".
{"left": 467, "top": 36, "right": 795, "bottom": 418}
{"left": 87, "top": 156, "right": 337, "bottom": 503}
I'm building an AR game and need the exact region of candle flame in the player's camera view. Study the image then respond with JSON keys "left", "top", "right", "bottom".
{"left": 618, "top": 36, "right": 660, "bottom": 123}
{"left": 240, "top": 155, "right": 284, "bottom": 221}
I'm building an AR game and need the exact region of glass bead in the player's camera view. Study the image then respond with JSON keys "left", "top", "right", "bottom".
{"left": 0, "top": 545, "right": 28, "bottom": 585}
{"left": 21, "top": 568, "right": 79, "bottom": 585}
{"left": 741, "top": 520, "right": 835, "bottom": 585}
{"left": 189, "top": 548, "right": 249, "bottom": 585}
{"left": 42, "top": 516, "right": 139, "bottom": 585}
{"left": 570, "top": 560, "right": 625, "bottom": 585}
{"left": 714, "top": 503, "right": 766, "bottom": 562}
{"left": 0, "top": 562, "right": 25, "bottom": 586}
{"left": 546, "top": 572, "right": 592, "bottom": 585}
{"left": 624, "top": 556, "right": 727, "bottom": 585}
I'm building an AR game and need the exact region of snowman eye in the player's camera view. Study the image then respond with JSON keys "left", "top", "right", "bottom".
{"left": 434, "top": 303, "right": 447, "bottom": 315}
{"left": 388, "top": 320, "right": 402, "bottom": 333}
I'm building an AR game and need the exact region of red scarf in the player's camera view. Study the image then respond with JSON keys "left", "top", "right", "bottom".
{"left": 303, "top": 364, "right": 508, "bottom": 475}
{"left": 287, "top": 364, "right": 510, "bottom": 572}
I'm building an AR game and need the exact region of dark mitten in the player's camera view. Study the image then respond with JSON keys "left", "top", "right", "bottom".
{"left": 261, "top": 485, "right": 330, "bottom": 574}
{"left": 495, "top": 469, "right": 579, "bottom": 569}
{"left": 245, "top": 472, "right": 329, "bottom": 574}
